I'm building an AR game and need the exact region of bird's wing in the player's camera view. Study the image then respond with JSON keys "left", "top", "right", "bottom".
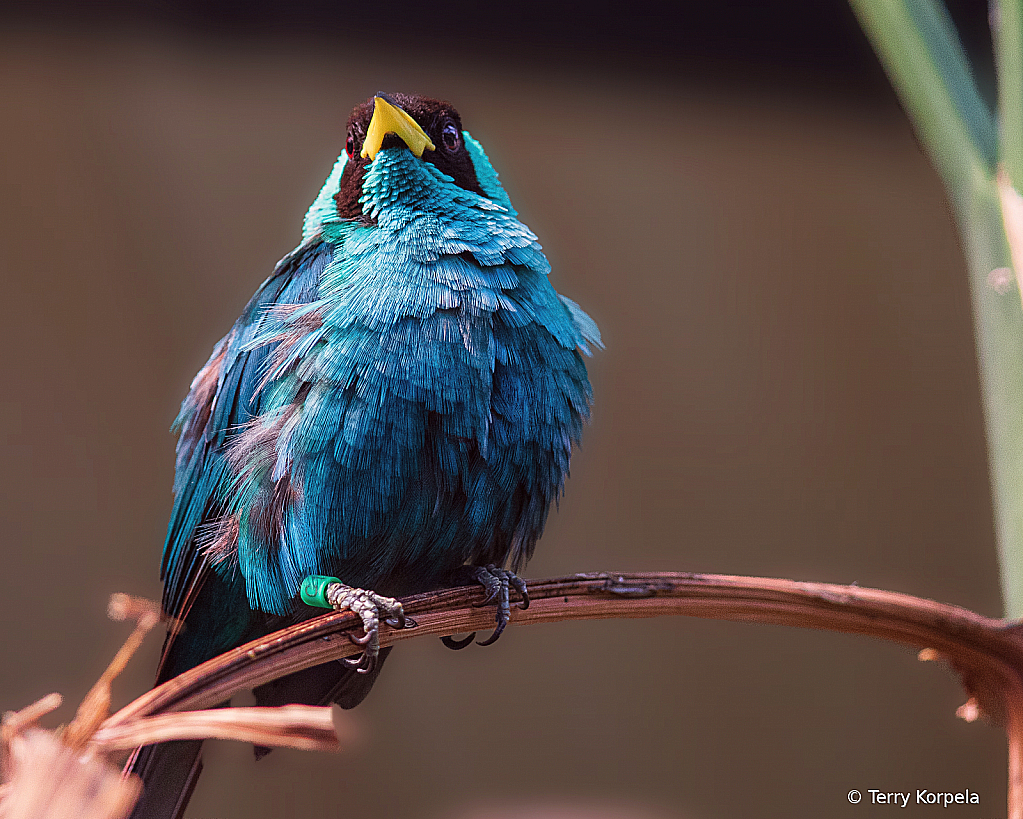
{"left": 160, "top": 240, "right": 330, "bottom": 622}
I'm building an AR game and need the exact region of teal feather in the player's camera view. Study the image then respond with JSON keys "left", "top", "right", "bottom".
{"left": 138, "top": 97, "right": 610, "bottom": 819}
{"left": 144, "top": 100, "right": 600, "bottom": 815}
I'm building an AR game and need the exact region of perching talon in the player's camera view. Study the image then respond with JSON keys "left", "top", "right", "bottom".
{"left": 440, "top": 633, "right": 477, "bottom": 650}
{"left": 324, "top": 582, "right": 405, "bottom": 673}
{"left": 464, "top": 564, "right": 528, "bottom": 646}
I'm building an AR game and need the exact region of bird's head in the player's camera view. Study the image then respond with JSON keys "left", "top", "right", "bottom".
{"left": 332, "top": 93, "right": 486, "bottom": 222}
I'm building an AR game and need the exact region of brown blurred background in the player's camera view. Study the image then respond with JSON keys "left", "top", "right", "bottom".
{"left": 0, "top": 3, "right": 1009, "bottom": 817}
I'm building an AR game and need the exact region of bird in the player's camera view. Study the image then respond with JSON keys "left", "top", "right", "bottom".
{"left": 126, "top": 92, "right": 600, "bottom": 819}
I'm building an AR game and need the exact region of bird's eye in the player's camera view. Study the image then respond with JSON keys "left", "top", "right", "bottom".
{"left": 440, "top": 121, "right": 461, "bottom": 152}
{"left": 345, "top": 132, "right": 357, "bottom": 159}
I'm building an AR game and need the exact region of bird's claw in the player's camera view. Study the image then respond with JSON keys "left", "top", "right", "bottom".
{"left": 346, "top": 630, "right": 374, "bottom": 646}
{"left": 325, "top": 583, "right": 405, "bottom": 674}
{"left": 509, "top": 573, "right": 530, "bottom": 611}
{"left": 384, "top": 612, "right": 408, "bottom": 629}
{"left": 442, "top": 564, "right": 528, "bottom": 648}
{"left": 440, "top": 633, "right": 476, "bottom": 650}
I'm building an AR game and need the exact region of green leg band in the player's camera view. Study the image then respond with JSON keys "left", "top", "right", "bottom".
{"left": 300, "top": 575, "right": 342, "bottom": 608}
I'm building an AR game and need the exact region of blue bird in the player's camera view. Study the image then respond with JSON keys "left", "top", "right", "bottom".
{"left": 127, "top": 93, "right": 600, "bottom": 819}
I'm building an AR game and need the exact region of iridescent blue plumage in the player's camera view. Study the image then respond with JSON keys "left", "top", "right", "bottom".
{"left": 166, "top": 132, "right": 598, "bottom": 620}
{"left": 130, "top": 94, "right": 599, "bottom": 819}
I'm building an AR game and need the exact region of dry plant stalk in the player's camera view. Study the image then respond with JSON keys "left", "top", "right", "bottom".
{"left": 0, "top": 729, "right": 140, "bottom": 819}
{"left": 61, "top": 596, "right": 161, "bottom": 750}
{"left": 0, "top": 597, "right": 162, "bottom": 819}
{"left": 5, "top": 571, "right": 1023, "bottom": 818}
{"left": 0, "top": 596, "right": 350, "bottom": 819}
{"left": 97, "top": 571, "right": 1023, "bottom": 819}
{"left": 89, "top": 704, "right": 352, "bottom": 754}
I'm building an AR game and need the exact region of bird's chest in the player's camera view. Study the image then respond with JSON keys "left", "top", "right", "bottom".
{"left": 308, "top": 311, "right": 534, "bottom": 592}
{"left": 334, "top": 308, "right": 514, "bottom": 486}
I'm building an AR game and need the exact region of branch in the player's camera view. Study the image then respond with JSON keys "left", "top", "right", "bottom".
{"left": 8, "top": 572, "right": 1023, "bottom": 817}
{"left": 95, "top": 571, "right": 1023, "bottom": 816}
{"left": 103, "top": 572, "right": 1023, "bottom": 723}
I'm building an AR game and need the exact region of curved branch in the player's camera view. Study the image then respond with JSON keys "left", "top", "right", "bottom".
{"left": 101, "top": 571, "right": 1022, "bottom": 719}
{"left": 96, "top": 570, "right": 1023, "bottom": 818}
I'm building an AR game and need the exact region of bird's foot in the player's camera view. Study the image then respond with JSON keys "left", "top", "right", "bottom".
{"left": 441, "top": 564, "right": 529, "bottom": 650}
{"left": 325, "top": 582, "right": 405, "bottom": 674}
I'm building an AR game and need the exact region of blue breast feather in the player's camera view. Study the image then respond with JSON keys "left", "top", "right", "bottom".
{"left": 163, "top": 133, "right": 600, "bottom": 616}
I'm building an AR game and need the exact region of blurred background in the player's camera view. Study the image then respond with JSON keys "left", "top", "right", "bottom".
{"left": 0, "top": 2, "right": 1008, "bottom": 817}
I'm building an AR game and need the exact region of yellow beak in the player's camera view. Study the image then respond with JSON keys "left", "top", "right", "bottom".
{"left": 360, "top": 95, "right": 436, "bottom": 161}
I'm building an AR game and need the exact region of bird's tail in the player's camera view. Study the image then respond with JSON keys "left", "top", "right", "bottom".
{"left": 124, "top": 739, "right": 204, "bottom": 819}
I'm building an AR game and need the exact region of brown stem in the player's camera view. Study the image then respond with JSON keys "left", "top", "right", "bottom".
{"left": 90, "top": 705, "right": 350, "bottom": 754}
{"left": 101, "top": 571, "right": 1023, "bottom": 817}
